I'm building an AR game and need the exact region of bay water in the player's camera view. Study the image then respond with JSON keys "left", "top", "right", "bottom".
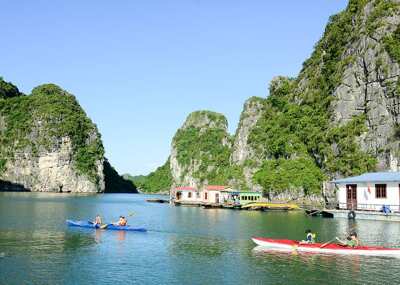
{"left": 1, "top": 193, "right": 400, "bottom": 284}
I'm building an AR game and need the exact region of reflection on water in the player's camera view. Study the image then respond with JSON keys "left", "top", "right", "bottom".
{"left": 169, "top": 236, "right": 228, "bottom": 257}
{"left": 116, "top": 230, "right": 126, "bottom": 242}
{"left": 1, "top": 193, "right": 400, "bottom": 285}
{"left": 0, "top": 230, "right": 95, "bottom": 255}
{"left": 93, "top": 228, "right": 127, "bottom": 244}
{"left": 251, "top": 245, "right": 400, "bottom": 285}
{"left": 95, "top": 228, "right": 103, "bottom": 244}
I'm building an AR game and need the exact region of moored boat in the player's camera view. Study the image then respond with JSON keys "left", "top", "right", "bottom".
{"left": 242, "top": 202, "right": 299, "bottom": 211}
{"left": 146, "top": 198, "right": 169, "bottom": 203}
{"left": 252, "top": 237, "right": 400, "bottom": 257}
{"left": 66, "top": 220, "right": 147, "bottom": 232}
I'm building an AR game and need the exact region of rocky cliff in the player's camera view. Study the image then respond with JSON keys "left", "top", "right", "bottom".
{"left": 231, "top": 96, "right": 265, "bottom": 191}
{"left": 169, "top": 111, "right": 239, "bottom": 187}
{"left": 140, "top": 0, "right": 400, "bottom": 198}
{"left": 0, "top": 78, "right": 135, "bottom": 193}
{"left": 330, "top": 0, "right": 400, "bottom": 171}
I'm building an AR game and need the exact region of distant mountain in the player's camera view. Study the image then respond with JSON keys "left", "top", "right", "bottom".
{"left": 124, "top": 159, "right": 172, "bottom": 193}
{"left": 123, "top": 174, "right": 146, "bottom": 184}
{"left": 104, "top": 160, "right": 137, "bottom": 193}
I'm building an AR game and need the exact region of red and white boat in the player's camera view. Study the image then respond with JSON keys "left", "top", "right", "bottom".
{"left": 252, "top": 237, "right": 400, "bottom": 257}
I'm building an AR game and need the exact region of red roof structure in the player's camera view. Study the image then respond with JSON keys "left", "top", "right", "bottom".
{"left": 205, "top": 185, "right": 229, "bottom": 191}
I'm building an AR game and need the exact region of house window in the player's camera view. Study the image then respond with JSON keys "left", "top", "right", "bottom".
{"left": 375, "top": 184, "right": 387, "bottom": 199}
{"left": 204, "top": 192, "right": 208, "bottom": 200}
{"left": 188, "top": 192, "right": 192, "bottom": 198}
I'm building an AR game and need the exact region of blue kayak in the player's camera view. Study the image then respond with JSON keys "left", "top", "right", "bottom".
{"left": 66, "top": 220, "right": 147, "bottom": 232}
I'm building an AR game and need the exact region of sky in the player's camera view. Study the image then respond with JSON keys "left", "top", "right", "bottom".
{"left": 0, "top": 0, "right": 348, "bottom": 175}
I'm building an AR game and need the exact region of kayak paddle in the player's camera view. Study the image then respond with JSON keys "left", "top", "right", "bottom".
{"left": 320, "top": 237, "right": 338, "bottom": 248}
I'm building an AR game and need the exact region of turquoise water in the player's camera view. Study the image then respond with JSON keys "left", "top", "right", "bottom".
{"left": 1, "top": 193, "right": 400, "bottom": 284}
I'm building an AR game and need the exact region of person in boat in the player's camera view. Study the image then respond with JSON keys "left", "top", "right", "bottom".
{"left": 301, "top": 229, "right": 316, "bottom": 244}
{"left": 381, "top": 204, "right": 391, "bottom": 215}
{"left": 93, "top": 215, "right": 102, "bottom": 226}
{"left": 336, "top": 232, "right": 359, "bottom": 247}
{"left": 114, "top": 216, "right": 127, "bottom": 226}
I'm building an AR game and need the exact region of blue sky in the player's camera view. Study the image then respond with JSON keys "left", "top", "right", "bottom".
{"left": 0, "top": 0, "right": 348, "bottom": 175}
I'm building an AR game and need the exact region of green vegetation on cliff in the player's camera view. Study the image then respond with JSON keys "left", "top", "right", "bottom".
{"left": 132, "top": 159, "right": 172, "bottom": 193}
{"left": 366, "top": 0, "right": 398, "bottom": 35}
{"left": 0, "top": 79, "right": 104, "bottom": 185}
{"left": 384, "top": 25, "right": 400, "bottom": 64}
{"left": 248, "top": 1, "right": 379, "bottom": 195}
{"left": 0, "top": 77, "right": 22, "bottom": 99}
{"left": 174, "top": 127, "right": 232, "bottom": 183}
{"left": 254, "top": 157, "right": 325, "bottom": 197}
{"left": 173, "top": 111, "right": 245, "bottom": 186}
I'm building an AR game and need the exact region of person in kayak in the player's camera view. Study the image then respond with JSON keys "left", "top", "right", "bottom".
{"left": 120, "top": 216, "right": 127, "bottom": 226}
{"left": 336, "top": 232, "right": 359, "bottom": 247}
{"left": 300, "top": 229, "right": 316, "bottom": 244}
{"left": 93, "top": 215, "right": 102, "bottom": 226}
{"left": 114, "top": 216, "right": 127, "bottom": 226}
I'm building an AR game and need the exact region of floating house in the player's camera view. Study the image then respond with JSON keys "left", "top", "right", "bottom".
{"left": 334, "top": 172, "right": 400, "bottom": 212}
{"left": 174, "top": 186, "right": 202, "bottom": 204}
{"left": 203, "top": 185, "right": 231, "bottom": 204}
{"left": 172, "top": 185, "right": 262, "bottom": 207}
{"left": 238, "top": 191, "right": 262, "bottom": 205}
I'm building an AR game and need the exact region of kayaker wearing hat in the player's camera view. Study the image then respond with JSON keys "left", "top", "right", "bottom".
{"left": 336, "top": 232, "right": 359, "bottom": 247}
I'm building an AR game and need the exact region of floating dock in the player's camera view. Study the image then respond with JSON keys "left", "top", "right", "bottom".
{"left": 172, "top": 201, "right": 301, "bottom": 211}
{"left": 323, "top": 209, "right": 400, "bottom": 222}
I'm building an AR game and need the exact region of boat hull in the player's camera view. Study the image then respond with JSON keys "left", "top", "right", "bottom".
{"left": 66, "top": 220, "right": 147, "bottom": 232}
{"left": 252, "top": 237, "right": 400, "bottom": 257}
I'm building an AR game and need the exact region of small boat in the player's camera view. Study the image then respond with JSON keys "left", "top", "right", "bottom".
{"left": 252, "top": 237, "right": 400, "bottom": 257}
{"left": 66, "top": 220, "right": 147, "bottom": 232}
{"left": 146, "top": 198, "right": 169, "bottom": 203}
{"left": 305, "top": 209, "right": 334, "bottom": 218}
{"left": 242, "top": 202, "right": 299, "bottom": 211}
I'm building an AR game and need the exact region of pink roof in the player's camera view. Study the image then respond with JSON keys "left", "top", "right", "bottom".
{"left": 175, "top": 186, "right": 197, "bottom": 191}
{"left": 205, "top": 185, "right": 228, "bottom": 191}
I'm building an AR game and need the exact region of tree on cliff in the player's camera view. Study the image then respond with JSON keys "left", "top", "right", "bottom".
{"left": 0, "top": 77, "right": 21, "bottom": 99}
